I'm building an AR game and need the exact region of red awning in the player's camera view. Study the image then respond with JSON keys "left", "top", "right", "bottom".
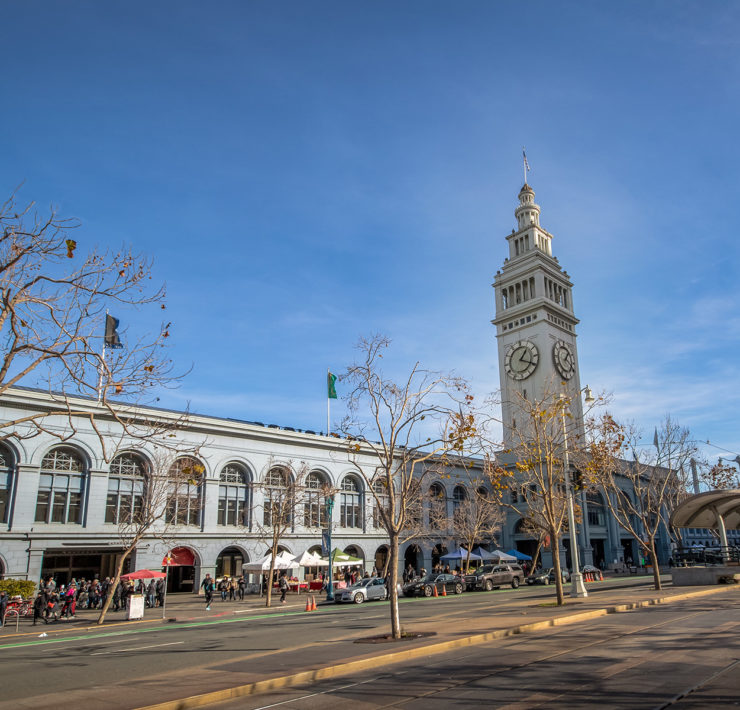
{"left": 120, "top": 569, "right": 167, "bottom": 581}
{"left": 163, "top": 547, "right": 196, "bottom": 567}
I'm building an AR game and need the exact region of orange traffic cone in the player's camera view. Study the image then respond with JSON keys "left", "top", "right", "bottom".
{"left": 599, "top": 570, "right": 604, "bottom": 582}
{"left": 311, "top": 595, "right": 317, "bottom": 611}
{"left": 441, "top": 585, "right": 447, "bottom": 597}
{"left": 433, "top": 585, "right": 438, "bottom": 597}
{"left": 305, "top": 597, "right": 312, "bottom": 612}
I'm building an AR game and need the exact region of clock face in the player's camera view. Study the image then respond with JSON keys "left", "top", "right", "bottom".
{"left": 553, "top": 340, "right": 575, "bottom": 380}
{"left": 504, "top": 340, "right": 539, "bottom": 380}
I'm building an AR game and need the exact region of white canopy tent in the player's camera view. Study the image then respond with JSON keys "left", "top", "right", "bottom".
{"left": 475, "top": 547, "right": 517, "bottom": 562}
{"left": 242, "top": 550, "right": 297, "bottom": 573}
{"left": 296, "top": 550, "right": 328, "bottom": 567}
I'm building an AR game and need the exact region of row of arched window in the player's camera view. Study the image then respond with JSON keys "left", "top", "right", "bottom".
{"left": 0, "top": 445, "right": 391, "bottom": 532}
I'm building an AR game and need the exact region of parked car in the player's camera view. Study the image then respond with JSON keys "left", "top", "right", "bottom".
{"left": 464, "top": 564, "right": 525, "bottom": 591}
{"left": 525, "top": 567, "right": 570, "bottom": 585}
{"left": 403, "top": 573, "right": 464, "bottom": 597}
{"left": 335, "top": 576, "right": 388, "bottom": 604}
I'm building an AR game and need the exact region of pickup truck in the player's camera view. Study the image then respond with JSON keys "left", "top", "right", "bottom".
{"left": 464, "top": 563, "right": 525, "bottom": 591}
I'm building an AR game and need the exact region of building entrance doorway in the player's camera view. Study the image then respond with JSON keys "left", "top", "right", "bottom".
{"left": 163, "top": 547, "right": 196, "bottom": 592}
{"left": 216, "top": 547, "right": 244, "bottom": 578}
{"left": 41, "top": 548, "right": 126, "bottom": 586}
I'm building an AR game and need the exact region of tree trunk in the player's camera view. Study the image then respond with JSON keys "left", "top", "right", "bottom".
{"left": 388, "top": 533, "right": 401, "bottom": 639}
{"left": 97, "top": 547, "right": 132, "bottom": 625}
{"left": 266, "top": 537, "right": 279, "bottom": 608}
{"left": 648, "top": 540, "right": 662, "bottom": 591}
{"left": 550, "top": 531, "right": 565, "bottom": 606}
{"left": 532, "top": 538, "right": 544, "bottom": 570}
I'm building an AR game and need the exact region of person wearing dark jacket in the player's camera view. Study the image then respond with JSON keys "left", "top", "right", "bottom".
{"left": 33, "top": 591, "right": 47, "bottom": 626}
{"left": 201, "top": 574, "right": 214, "bottom": 611}
{"left": 0, "top": 591, "right": 7, "bottom": 627}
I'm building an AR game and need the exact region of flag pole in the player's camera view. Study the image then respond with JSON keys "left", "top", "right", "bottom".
{"left": 327, "top": 368, "right": 331, "bottom": 435}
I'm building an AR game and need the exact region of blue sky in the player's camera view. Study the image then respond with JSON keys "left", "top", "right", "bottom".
{"left": 2, "top": 1, "right": 739, "bottom": 464}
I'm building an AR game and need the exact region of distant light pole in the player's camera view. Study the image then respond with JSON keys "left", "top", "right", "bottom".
{"left": 324, "top": 494, "right": 335, "bottom": 602}
{"left": 560, "top": 386, "right": 595, "bottom": 598}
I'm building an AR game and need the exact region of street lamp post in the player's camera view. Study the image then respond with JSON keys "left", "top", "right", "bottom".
{"left": 559, "top": 389, "right": 594, "bottom": 598}
{"left": 324, "top": 495, "right": 335, "bottom": 602}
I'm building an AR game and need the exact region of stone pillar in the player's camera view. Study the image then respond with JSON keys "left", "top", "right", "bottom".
{"left": 11, "top": 464, "right": 41, "bottom": 528}
{"left": 85, "top": 469, "right": 109, "bottom": 528}
{"left": 202, "top": 479, "right": 219, "bottom": 530}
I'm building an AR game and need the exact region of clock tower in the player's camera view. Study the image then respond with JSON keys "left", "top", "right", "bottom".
{"left": 493, "top": 183, "right": 585, "bottom": 446}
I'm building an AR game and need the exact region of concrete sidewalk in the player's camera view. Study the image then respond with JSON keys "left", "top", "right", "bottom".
{"left": 0, "top": 574, "right": 660, "bottom": 638}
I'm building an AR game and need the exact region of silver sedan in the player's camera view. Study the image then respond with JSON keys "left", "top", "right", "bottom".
{"left": 335, "top": 576, "right": 388, "bottom": 604}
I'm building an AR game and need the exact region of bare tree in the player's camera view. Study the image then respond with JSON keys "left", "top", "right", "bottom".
{"left": 338, "top": 335, "right": 474, "bottom": 639}
{"left": 517, "top": 509, "right": 550, "bottom": 570}
{"left": 584, "top": 414, "right": 696, "bottom": 590}
{"left": 428, "top": 466, "right": 504, "bottom": 572}
{"left": 484, "top": 388, "right": 586, "bottom": 606}
{"left": 0, "top": 190, "right": 181, "bottom": 457}
{"left": 97, "top": 450, "right": 204, "bottom": 624}
{"left": 252, "top": 461, "right": 310, "bottom": 608}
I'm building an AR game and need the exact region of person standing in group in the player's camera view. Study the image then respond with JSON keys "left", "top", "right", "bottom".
{"left": 201, "top": 573, "right": 214, "bottom": 611}
{"left": 237, "top": 575, "right": 245, "bottom": 601}
{"left": 156, "top": 578, "right": 165, "bottom": 607}
{"left": 278, "top": 572, "right": 289, "bottom": 604}
{"left": 229, "top": 576, "right": 237, "bottom": 601}
{"left": 33, "top": 591, "right": 47, "bottom": 626}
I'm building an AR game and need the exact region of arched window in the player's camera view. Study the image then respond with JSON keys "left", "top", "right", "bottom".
{"left": 586, "top": 490, "right": 606, "bottom": 527}
{"left": 372, "top": 478, "right": 390, "bottom": 530}
{"left": 106, "top": 453, "right": 146, "bottom": 524}
{"left": 340, "top": 475, "right": 362, "bottom": 529}
{"left": 218, "top": 463, "right": 250, "bottom": 526}
{"left": 452, "top": 485, "right": 467, "bottom": 513}
{"left": 165, "top": 456, "right": 204, "bottom": 526}
{"left": 264, "top": 466, "right": 292, "bottom": 527}
{"left": 35, "top": 448, "right": 86, "bottom": 524}
{"left": 304, "top": 471, "right": 328, "bottom": 528}
{"left": 429, "top": 483, "right": 446, "bottom": 529}
{"left": 0, "top": 445, "right": 14, "bottom": 524}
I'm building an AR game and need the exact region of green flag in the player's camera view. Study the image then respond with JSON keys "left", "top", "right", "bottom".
{"left": 327, "top": 371, "right": 337, "bottom": 399}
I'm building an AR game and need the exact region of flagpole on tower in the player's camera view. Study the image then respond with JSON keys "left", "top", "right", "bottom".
{"left": 327, "top": 369, "right": 331, "bottom": 435}
{"left": 522, "top": 147, "right": 531, "bottom": 184}
{"left": 97, "top": 310, "right": 108, "bottom": 402}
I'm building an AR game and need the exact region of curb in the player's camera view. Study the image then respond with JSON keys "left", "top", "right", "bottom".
{"left": 134, "top": 585, "right": 736, "bottom": 710}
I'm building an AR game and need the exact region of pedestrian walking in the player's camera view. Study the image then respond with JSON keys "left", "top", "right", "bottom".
{"left": 201, "top": 573, "right": 214, "bottom": 611}
{"left": 278, "top": 572, "right": 289, "bottom": 604}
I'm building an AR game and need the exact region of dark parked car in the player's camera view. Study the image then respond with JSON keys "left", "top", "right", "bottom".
{"left": 335, "top": 576, "right": 388, "bottom": 604}
{"left": 464, "top": 564, "right": 525, "bottom": 591}
{"left": 403, "top": 573, "right": 464, "bottom": 597}
{"left": 525, "top": 567, "right": 570, "bottom": 585}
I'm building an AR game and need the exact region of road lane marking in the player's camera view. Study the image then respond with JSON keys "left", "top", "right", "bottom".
{"left": 91, "top": 641, "right": 185, "bottom": 656}
{"left": 249, "top": 677, "right": 377, "bottom": 710}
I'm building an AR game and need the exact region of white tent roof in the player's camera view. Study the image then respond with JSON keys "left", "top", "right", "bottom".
{"left": 478, "top": 548, "right": 517, "bottom": 562}
{"left": 296, "top": 550, "right": 328, "bottom": 567}
{"left": 242, "top": 550, "right": 297, "bottom": 572}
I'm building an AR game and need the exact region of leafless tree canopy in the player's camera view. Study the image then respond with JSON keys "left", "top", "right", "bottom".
{"left": 583, "top": 414, "right": 697, "bottom": 590}
{"left": 0, "top": 190, "right": 183, "bottom": 456}
{"left": 338, "top": 334, "right": 475, "bottom": 639}
{"left": 96, "top": 448, "right": 203, "bottom": 624}
{"left": 484, "top": 387, "right": 586, "bottom": 605}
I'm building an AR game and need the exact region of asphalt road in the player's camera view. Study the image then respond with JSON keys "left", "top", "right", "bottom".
{"left": 1, "top": 578, "right": 734, "bottom": 709}
{"left": 210, "top": 593, "right": 740, "bottom": 710}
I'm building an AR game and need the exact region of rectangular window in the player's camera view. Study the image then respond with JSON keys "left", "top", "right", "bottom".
{"left": 217, "top": 498, "right": 226, "bottom": 526}
{"left": 35, "top": 490, "right": 50, "bottom": 523}
{"left": 105, "top": 493, "right": 118, "bottom": 523}
{"left": 51, "top": 491, "right": 67, "bottom": 523}
{"left": 67, "top": 492, "right": 82, "bottom": 524}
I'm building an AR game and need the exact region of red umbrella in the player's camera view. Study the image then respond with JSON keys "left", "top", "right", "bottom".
{"left": 120, "top": 569, "right": 167, "bottom": 581}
